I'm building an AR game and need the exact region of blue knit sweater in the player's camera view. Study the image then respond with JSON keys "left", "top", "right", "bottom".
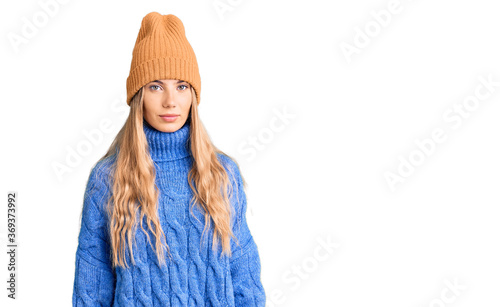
{"left": 72, "top": 119, "right": 266, "bottom": 306}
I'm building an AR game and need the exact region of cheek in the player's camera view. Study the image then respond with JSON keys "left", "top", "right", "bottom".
{"left": 142, "top": 103, "right": 150, "bottom": 114}
{"left": 183, "top": 102, "right": 192, "bottom": 116}
{"left": 180, "top": 95, "right": 191, "bottom": 114}
{"left": 142, "top": 97, "right": 156, "bottom": 113}
{"left": 143, "top": 103, "right": 157, "bottom": 119}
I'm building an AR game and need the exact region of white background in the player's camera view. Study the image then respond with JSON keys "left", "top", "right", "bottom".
{"left": 1, "top": 0, "right": 500, "bottom": 306}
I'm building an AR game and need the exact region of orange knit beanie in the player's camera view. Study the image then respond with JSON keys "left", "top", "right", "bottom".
{"left": 126, "top": 12, "right": 201, "bottom": 106}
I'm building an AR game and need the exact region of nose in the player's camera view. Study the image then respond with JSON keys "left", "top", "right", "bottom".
{"left": 161, "top": 90, "right": 176, "bottom": 108}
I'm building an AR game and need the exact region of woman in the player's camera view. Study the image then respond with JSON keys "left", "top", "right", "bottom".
{"left": 72, "top": 11, "right": 266, "bottom": 306}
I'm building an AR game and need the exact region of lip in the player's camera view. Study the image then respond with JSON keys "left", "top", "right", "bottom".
{"left": 160, "top": 114, "right": 179, "bottom": 117}
{"left": 160, "top": 114, "right": 179, "bottom": 122}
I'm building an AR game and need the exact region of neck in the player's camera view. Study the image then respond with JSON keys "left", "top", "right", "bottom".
{"left": 143, "top": 118, "right": 192, "bottom": 161}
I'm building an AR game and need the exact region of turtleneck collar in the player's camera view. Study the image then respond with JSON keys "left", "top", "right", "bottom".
{"left": 143, "top": 118, "right": 192, "bottom": 161}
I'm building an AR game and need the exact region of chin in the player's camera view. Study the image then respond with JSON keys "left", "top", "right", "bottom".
{"left": 158, "top": 122, "right": 181, "bottom": 133}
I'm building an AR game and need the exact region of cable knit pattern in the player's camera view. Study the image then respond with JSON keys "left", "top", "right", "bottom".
{"left": 72, "top": 119, "right": 266, "bottom": 306}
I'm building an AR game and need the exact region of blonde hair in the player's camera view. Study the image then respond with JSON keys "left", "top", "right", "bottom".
{"left": 94, "top": 86, "right": 245, "bottom": 269}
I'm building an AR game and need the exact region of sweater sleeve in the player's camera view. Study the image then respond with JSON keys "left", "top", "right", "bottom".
{"left": 73, "top": 166, "right": 116, "bottom": 306}
{"left": 228, "top": 163, "right": 266, "bottom": 306}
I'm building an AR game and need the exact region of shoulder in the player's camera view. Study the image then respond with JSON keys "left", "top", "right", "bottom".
{"left": 216, "top": 152, "right": 236, "bottom": 171}
{"left": 93, "top": 154, "right": 116, "bottom": 177}
{"left": 216, "top": 152, "right": 243, "bottom": 185}
{"left": 89, "top": 154, "right": 116, "bottom": 183}
{"left": 216, "top": 152, "right": 247, "bottom": 212}
{"left": 85, "top": 154, "right": 117, "bottom": 207}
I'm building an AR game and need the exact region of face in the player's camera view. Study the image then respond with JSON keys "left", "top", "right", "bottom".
{"left": 143, "top": 79, "right": 192, "bottom": 132}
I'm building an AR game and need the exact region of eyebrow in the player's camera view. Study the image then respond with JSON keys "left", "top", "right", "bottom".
{"left": 150, "top": 80, "right": 187, "bottom": 85}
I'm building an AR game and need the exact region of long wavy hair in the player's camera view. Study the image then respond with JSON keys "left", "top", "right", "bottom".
{"left": 94, "top": 85, "right": 245, "bottom": 269}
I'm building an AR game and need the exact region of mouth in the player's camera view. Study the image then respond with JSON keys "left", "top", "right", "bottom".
{"left": 159, "top": 114, "right": 179, "bottom": 122}
{"left": 160, "top": 114, "right": 179, "bottom": 117}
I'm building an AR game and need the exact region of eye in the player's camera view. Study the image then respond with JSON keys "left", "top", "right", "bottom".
{"left": 149, "top": 84, "right": 162, "bottom": 91}
{"left": 178, "top": 84, "right": 189, "bottom": 91}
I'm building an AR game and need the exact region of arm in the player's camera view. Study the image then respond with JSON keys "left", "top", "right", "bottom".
{"left": 73, "top": 166, "right": 116, "bottom": 306}
{"left": 228, "top": 162, "right": 266, "bottom": 306}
